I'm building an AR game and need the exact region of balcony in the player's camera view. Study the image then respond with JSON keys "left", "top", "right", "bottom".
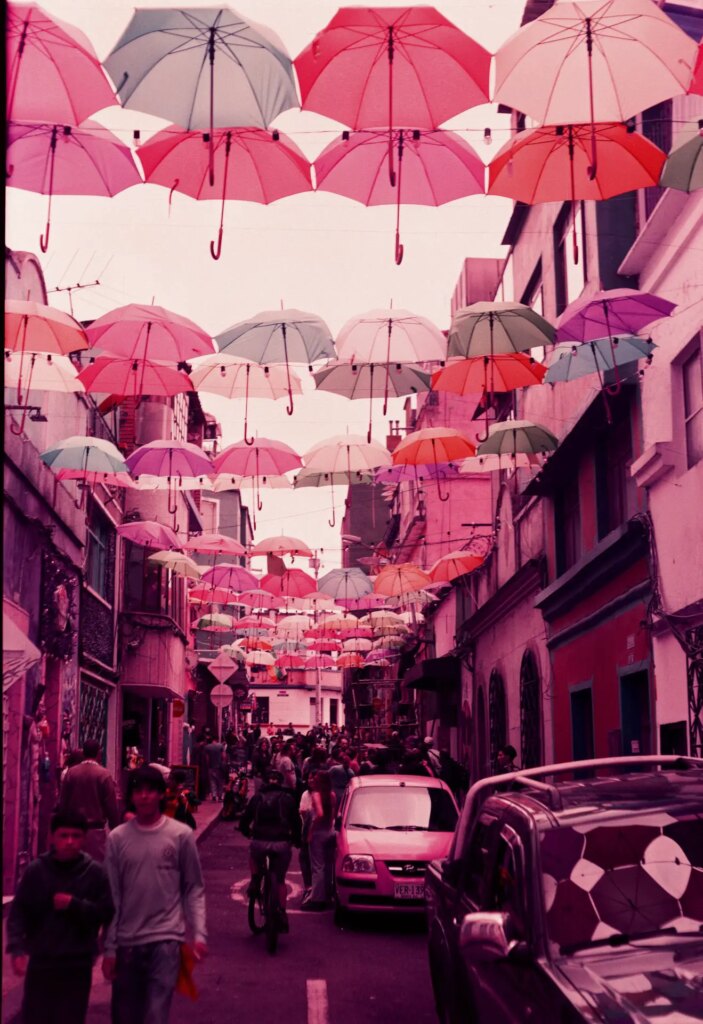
{"left": 119, "top": 611, "right": 188, "bottom": 700}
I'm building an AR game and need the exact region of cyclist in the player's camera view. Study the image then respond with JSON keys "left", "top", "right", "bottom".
{"left": 240, "top": 767, "right": 301, "bottom": 933}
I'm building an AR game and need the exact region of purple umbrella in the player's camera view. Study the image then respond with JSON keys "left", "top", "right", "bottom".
{"left": 556, "top": 289, "right": 676, "bottom": 343}
{"left": 201, "top": 563, "right": 258, "bottom": 593}
{"left": 591, "top": 866, "right": 679, "bottom": 935}
{"left": 116, "top": 521, "right": 180, "bottom": 550}
{"left": 584, "top": 824, "right": 661, "bottom": 872}
{"left": 540, "top": 828, "right": 586, "bottom": 881}
{"left": 126, "top": 440, "right": 213, "bottom": 517}
{"left": 7, "top": 120, "right": 142, "bottom": 252}
{"left": 546, "top": 880, "right": 599, "bottom": 950}
{"left": 374, "top": 462, "right": 463, "bottom": 485}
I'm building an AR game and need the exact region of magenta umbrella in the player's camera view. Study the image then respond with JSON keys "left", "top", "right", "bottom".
{"left": 77, "top": 356, "right": 193, "bottom": 398}
{"left": 295, "top": 6, "right": 490, "bottom": 186}
{"left": 7, "top": 3, "right": 118, "bottom": 123}
{"left": 261, "top": 570, "right": 317, "bottom": 600}
{"left": 138, "top": 126, "right": 313, "bottom": 260}
{"left": 116, "top": 520, "right": 181, "bottom": 549}
{"left": 85, "top": 304, "right": 214, "bottom": 367}
{"left": 7, "top": 120, "right": 141, "bottom": 252}
{"left": 315, "top": 128, "right": 484, "bottom": 264}
{"left": 126, "top": 440, "right": 213, "bottom": 518}
{"left": 201, "top": 563, "right": 258, "bottom": 593}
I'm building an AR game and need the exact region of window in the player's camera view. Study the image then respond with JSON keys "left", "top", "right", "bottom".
{"left": 683, "top": 347, "right": 703, "bottom": 469}
{"left": 520, "top": 651, "right": 541, "bottom": 769}
{"left": 488, "top": 834, "right": 526, "bottom": 936}
{"left": 554, "top": 203, "right": 587, "bottom": 316}
{"left": 554, "top": 471, "right": 581, "bottom": 575}
{"left": 86, "top": 503, "right": 114, "bottom": 601}
{"left": 251, "top": 696, "right": 269, "bottom": 725}
{"left": 329, "top": 698, "right": 338, "bottom": 726}
{"left": 521, "top": 260, "right": 545, "bottom": 362}
{"left": 595, "top": 408, "right": 633, "bottom": 537}
{"left": 488, "top": 671, "right": 507, "bottom": 772}
{"left": 640, "top": 101, "right": 672, "bottom": 221}
{"left": 460, "top": 815, "right": 498, "bottom": 904}
{"left": 123, "top": 542, "right": 185, "bottom": 630}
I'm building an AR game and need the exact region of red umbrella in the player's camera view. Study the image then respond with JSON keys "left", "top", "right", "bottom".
{"left": 86, "top": 303, "right": 214, "bottom": 366}
{"left": 7, "top": 3, "right": 117, "bottom": 123}
{"left": 77, "top": 357, "right": 193, "bottom": 398}
{"left": 315, "top": 128, "right": 484, "bottom": 264}
{"left": 295, "top": 6, "right": 490, "bottom": 186}
{"left": 261, "top": 569, "right": 317, "bottom": 600}
{"left": 276, "top": 653, "right": 306, "bottom": 670}
{"left": 429, "top": 550, "right": 485, "bottom": 585}
{"left": 7, "top": 120, "right": 141, "bottom": 252}
{"left": 690, "top": 41, "right": 703, "bottom": 96}
{"left": 138, "top": 126, "right": 312, "bottom": 260}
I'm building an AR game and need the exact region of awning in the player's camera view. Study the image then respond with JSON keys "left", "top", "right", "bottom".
{"left": 121, "top": 682, "right": 184, "bottom": 701}
{"left": 3, "top": 615, "right": 41, "bottom": 692}
{"left": 404, "top": 656, "right": 461, "bottom": 691}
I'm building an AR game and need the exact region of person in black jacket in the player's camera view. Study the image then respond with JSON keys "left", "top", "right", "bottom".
{"left": 6, "top": 808, "right": 114, "bottom": 1024}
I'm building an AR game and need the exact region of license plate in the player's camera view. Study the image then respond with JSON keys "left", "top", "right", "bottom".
{"left": 394, "top": 882, "right": 425, "bottom": 900}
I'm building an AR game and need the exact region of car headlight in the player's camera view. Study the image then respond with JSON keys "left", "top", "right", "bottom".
{"left": 341, "top": 854, "right": 376, "bottom": 873}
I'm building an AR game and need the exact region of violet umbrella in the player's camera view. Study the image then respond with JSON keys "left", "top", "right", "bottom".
{"left": 201, "top": 563, "right": 258, "bottom": 593}
{"left": 137, "top": 126, "right": 313, "bottom": 261}
{"left": 116, "top": 521, "right": 181, "bottom": 550}
{"left": 126, "top": 440, "right": 213, "bottom": 519}
{"left": 7, "top": 3, "right": 118, "bottom": 123}
{"left": 85, "top": 303, "right": 215, "bottom": 367}
{"left": 315, "top": 128, "right": 484, "bottom": 264}
{"left": 7, "top": 120, "right": 142, "bottom": 252}
{"left": 295, "top": 6, "right": 490, "bottom": 186}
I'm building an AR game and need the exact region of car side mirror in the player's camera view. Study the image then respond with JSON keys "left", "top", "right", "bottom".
{"left": 334, "top": 815, "right": 342, "bottom": 831}
{"left": 459, "top": 912, "right": 518, "bottom": 963}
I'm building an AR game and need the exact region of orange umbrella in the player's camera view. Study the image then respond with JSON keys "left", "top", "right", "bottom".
{"left": 429, "top": 550, "right": 485, "bottom": 584}
{"left": 374, "top": 563, "right": 432, "bottom": 597}
{"left": 337, "top": 652, "right": 365, "bottom": 670}
{"left": 240, "top": 636, "right": 273, "bottom": 652}
{"left": 391, "top": 427, "right": 476, "bottom": 501}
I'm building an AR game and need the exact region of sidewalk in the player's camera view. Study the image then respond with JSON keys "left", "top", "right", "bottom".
{"left": 1, "top": 802, "right": 221, "bottom": 1024}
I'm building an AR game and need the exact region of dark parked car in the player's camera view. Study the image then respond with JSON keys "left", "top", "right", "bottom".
{"left": 426, "top": 756, "right": 703, "bottom": 1023}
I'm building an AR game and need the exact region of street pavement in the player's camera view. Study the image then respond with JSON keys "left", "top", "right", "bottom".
{"left": 3, "top": 810, "right": 437, "bottom": 1024}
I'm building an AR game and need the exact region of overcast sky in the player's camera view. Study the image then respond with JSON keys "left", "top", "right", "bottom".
{"left": 6, "top": 0, "right": 525, "bottom": 571}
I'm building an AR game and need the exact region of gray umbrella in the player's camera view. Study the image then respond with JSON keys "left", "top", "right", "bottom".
{"left": 545, "top": 336, "right": 657, "bottom": 385}
{"left": 660, "top": 124, "right": 703, "bottom": 193}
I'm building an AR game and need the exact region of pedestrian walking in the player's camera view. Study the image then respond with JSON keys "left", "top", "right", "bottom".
{"left": 59, "top": 738, "right": 120, "bottom": 861}
{"left": 6, "top": 809, "right": 114, "bottom": 1024}
{"left": 302, "top": 770, "right": 337, "bottom": 911}
{"left": 298, "top": 771, "right": 316, "bottom": 901}
{"left": 102, "top": 766, "right": 208, "bottom": 1024}
{"left": 204, "top": 733, "right": 227, "bottom": 801}
{"left": 252, "top": 737, "right": 272, "bottom": 795}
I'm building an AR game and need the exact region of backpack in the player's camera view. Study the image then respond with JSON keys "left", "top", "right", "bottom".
{"left": 253, "top": 788, "right": 289, "bottom": 837}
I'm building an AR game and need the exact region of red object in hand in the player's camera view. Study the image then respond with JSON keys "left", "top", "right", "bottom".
{"left": 176, "top": 944, "right": 199, "bottom": 1001}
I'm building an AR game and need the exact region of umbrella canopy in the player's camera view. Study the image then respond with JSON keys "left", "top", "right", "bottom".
{"left": 85, "top": 303, "right": 214, "bottom": 364}
{"left": 250, "top": 536, "right": 313, "bottom": 558}
{"left": 545, "top": 336, "right": 657, "bottom": 390}
{"left": 4, "top": 351, "right": 84, "bottom": 418}
{"left": 276, "top": 653, "right": 306, "bottom": 670}
{"left": 314, "top": 360, "right": 430, "bottom": 440}
{"left": 188, "top": 584, "right": 242, "bottom": 606}
{"left": 7, "top": 3, "right": 118, "bottom": 123}
{"left": 374, "top": 462, "right": 462, "bottom": 486}
{"left": 303, "top": 435, "right": 392, "bottom": 473}
{"left": 196, "top": 612, "right": 236, "bottom": 632}
{"left": 307, "top": 637, "right": 342, "bottom": 653}
{"left": 190, "top": 355, "right": 303, "bottom": 441}
{"left": 660, "top": 126, "right": 703, "bottom": 193}
{"left": 304, "top": 654, "right": 337, "bottom": 670}
{"left": 117, "top": 521, "right": 181, "bottom": 549}
{"left": 245, "top": 650, "right": 275, "bottom": 668}
{"left": 556, "top": 289, "right": 676, "bottom": 343}
{"left": 364, "top": 651, "right": 394, "bottom": 666}
{"left": 315, "top": 128, "right": 484, "bottom": 264}
{"left": 237, "top": 589, "right": 284, "bottom": 611}
{"left": 430, "top": 550, "right": 485, "bottom": 584}
{"left": 591, "top": 866, "right": 679, "bottom": 935}
{"left": 338, "top": 652, "right": 365, "bottom": 670}
{"left": 335, "top": 308, "right": 446, "bottom": 363}
{"left": 5, "top": 300, "right": 88, "bottom": 356}
{"left": 374, "top": 563, "right": 432, "bottom": 597}
{"left": 276, "top": 614, "right": 313, "bottom": 635}
{"left": 392, "top": 427, "right": 476, "bottom": 501}
{"left": 211, "top": 473, "right": 292, "bottom": 493}
{"left": 477, "top": 420, "right": 559, "bottom": 458}
{"left": 460, "top": 453, "right": 541, "bottom": 474}
{"left": 77, "top": 356, "right": 194, "bottom": 398}
{"left": 201, "top": 563, "right": 258, "bottom": 592}
{"left": 261, "top": 569, "right": 317, "bottom": 600}
{"left": 236, "top": 615, "right": 276, "bottom": 630}
{"left": 148, "top": 551, "right": 202, "bottom": 578}
{"left": 362, "top": 611, "right": 405, "bottom": 628}
{"left": 432, "top": 354, "right": 546, "bottom": 395}
{"left": 214, "top": 439, "right": 301, "bottom": 477}
{"left": 318, "top": 568, "right": 373, "bottom": 602}
{"left": 449, "top": 302, "right": 555, "bottom": 359}
{"left": 342, "top": 638, "right": 373, "bottom": 653}
{"left": 494, "top": 0, "right": 697, "bottom": 177}
{"left": 181, "top": 533, "right": 246, "bottom": 557}
{"left": 126, "top": 440, "right": 213, "bottom": 479}
{"left": 41, "top": 436, "right": 128, "bottom": 476}
{"left": 7, "top": 119, "right": 142, "bottom": 252}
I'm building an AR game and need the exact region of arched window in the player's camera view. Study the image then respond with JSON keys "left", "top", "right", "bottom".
{"left": 489, "top": 670, "right": 507, "bottom": 772}
{"left": 476, "top": 687, "right": 487, "bottom": 779}
{"left": 520, "top": 651, "right": 542, "bottom": 769}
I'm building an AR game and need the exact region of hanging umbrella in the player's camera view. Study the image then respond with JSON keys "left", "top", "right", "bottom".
{"left": 276, "top": 653, "right": 306, "bottom": 670}
{"left": 250, "top": 536, "right": 313, "bottom": 558}
{"left": 7, "top": 3, "right": 118, "bottom": 123}
{"left": 374, "top": 563, "right": 432, "bottom": 597}
{"left": 338, "top": 652, "right": 365, "bottom": 670}
{"left": 304, "top": 654, "right": 336, "bottom": 670}
{"left": 104, "top": 7, "right": 298, "bottom": 189}
{"left": 476, "top": 420, "right": 559, "bottom": 458}
{"left": 342, "top": 638, "right": 373, "bottom": 653}
{"left": 117, "top": 521, "right": 181, "bottom": 550}
{"left": 188, "top": 584, "right": 242, "bottom": 606}
{"left": 660, "top": 123, "right": 703, "bottom": 193}
{"left": 336, "top": 308, "right": 446, "bottom": 364}
{"left": 276, "top": 614, "right": 313, "bottom": 635}
{"left": 313, "top": 360, "right": 431, "bottom": 441}
{"left": 557, "top": 289, "right": 676, "bottom": 344}
{"left": 318, "top": 568, "right": 372, "bottom": 603}
{"left": 55, "top": 469, "right": 137, "bottom": 491}
{"left": 216, "top": 308, "right": 335, "bottom": 414}
{"left": 148, "top": 551, "right": 202, "bottom": 579}
{"left": 40, "top": 436, "right": 128, "bottom": 507}
{"left": 211, "top": 473, "right": 292, "bottom": 493}
{"left": 213, "top": 438, "right": 301, "bottom": 526}
{"left": 493, "top": 0, "right": 697, "bottom": 179}
{"left": 374, "top": 462, "right": 463, "bottom": 486}
{"left": 302, "top": 434, "right": 391, "bottom": 525}
{"left": 239, "top": 636, "right": 273, "bottom": 652}
{"left": 181, "top": 533, "right": 246, "bottom": 557}
{"left": 246, "top": 650, "right": 276, "bottom": 668}
{"left": 460, "top": 453, "right": 542, "bottom": 474}
{"left": 138, "top": 126, "right": 313, "bottom": 260}
{"left": 362, "top": 610, "right": 405, "bottom": 628}
{"left": 545, "top": 337, "right": 657, "bottom": 409}
{"left": 261, "top": 569, "right": 317, "bottom": 600}
{"left": 307, "top": 637, "right": 342, "bottom": 653}
{"left": 238, "top": 589, "right": 284, "bottom": 611}
{"left": 77, "top": 356, "right": 194, "bottom": 398}
{"left": 448, "top": 302, "right": 555, "bottom": 360}
{"left": 295, "top": 6, "right": 490, "bottom": 187}
{"left": 7, "top": 120, "right": 142, "bottom": 253}
{"left": 218, "top": 644, "right": 246, "bottom": 663}
{"left": 4, "top": 350, "right": 84, "bottom": 434}
{"left": 315, "top": 128, "right": 484, "bottom": 264}
{"left": 189, "top": 356, "right": 303, "bottom": 442}
{"left": 196, "top": 612, "right": 237, "bottom": 632}
{"left": 126, "top": 441, "right": 213, "bottom": 517}
{"left": 236, "top": 615, "right": 276, "bottom": 631}
{"left": 430, "top": 550, "right": 485, "bottom": 585}
{"left": 85, "top": 303, "right": 214, "bottom": 365}
{"left": 391, "top": 427, "right": 476, "bottom": 501}
{"left": 488, "top": 123, "right": 666, "bottom": 262}
{"left": 201, "top": 563, "right": 258, "bottom": 592}
{"left": 591, "top": 866, "right": 679, "bottom": 935}
{"left": 316, "top": 613, "right": 360, "bottom": 633}
{"left": 364, "top": 651, "right": 394, "bottom": 666}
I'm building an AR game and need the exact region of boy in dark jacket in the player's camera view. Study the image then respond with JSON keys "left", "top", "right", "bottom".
{"left": 6, "top": 809, "right": 114, "bottom": 1024}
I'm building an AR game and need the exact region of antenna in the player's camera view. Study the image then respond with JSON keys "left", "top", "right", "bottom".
{"left": 46, "top": 279, "right": 100, "bottom": 316}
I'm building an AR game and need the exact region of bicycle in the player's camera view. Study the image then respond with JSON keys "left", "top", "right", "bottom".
{"left": 247, "top": 851, "right": 282, "bottom": 955}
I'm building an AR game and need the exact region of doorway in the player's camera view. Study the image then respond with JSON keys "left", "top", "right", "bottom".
{"left": 571, "top": 685, "right": 594, "bottom": 761}
{"left": 620, "top": 670, "right": 651, "bottom": 756}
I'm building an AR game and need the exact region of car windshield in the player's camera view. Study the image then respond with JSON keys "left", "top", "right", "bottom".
{"left": 539, "top": 811, "right": 703, "bottom": 952}
{"left": 347, "top": 787, "right": 458, "bottom": 832}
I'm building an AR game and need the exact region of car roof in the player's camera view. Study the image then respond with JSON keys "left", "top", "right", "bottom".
{"left": 348, "top": 774, "right": 452, "bottom": 792}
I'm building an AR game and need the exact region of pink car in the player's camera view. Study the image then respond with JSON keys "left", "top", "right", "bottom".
{"left": 334, "top": 775, "right": 459, "bottom": 918}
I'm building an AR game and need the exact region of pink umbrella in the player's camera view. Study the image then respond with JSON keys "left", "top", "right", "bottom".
{"left": 7, "top": 4, "right": 118, "bottom": 123}
{"left": 237, "top": 615, "right": 276, "bottom": 631}
{"left": 137, "top": 126, "right": 313, "bottom": 260}
{"left": 315, "top": 128, "right": 484, "bottom": 263}
{"left": 237, "top": 589, "right": 284, "bottom": 611}
{"left": 338, "top": 652, "right": 365, "bottom": 670}
{"left": 7, "top": 120, "right": 141, "bottom": 252}
{"left": 188, "top": 584, "right": 242, "bottom": 606}
{"left": 295, "top": 6, "right": 490, "bottom": 185}
{"left": 181, "top": 533, "right": 246, "bottom": 557}
{"left": 85, "top": 304, "right": 214, "bottom": 366}
{"left": 308, "top": 638, "right": 342, "bottom": 653}
{"left": 304, "top": 654, "right": 336, "bottom": 670}
{"left": 338, "top": 594, "right": 390, "bottom": 611}
{"left": 261, "top": 569, "right": 317, "bottom": 600}
{"left": 116, "top": 520, "right": 181, "bottom": 549}
{"left": 77, "top": 356, "right": 193, "bottom": 398}
{"left": 57, "top": 468, "right": 137, "bottom": 490}
{"left": 213, "top": 438, "right": 301, "bottom": 525}
{"left": 201, "top": 563, "right": 258, "bottom": 593}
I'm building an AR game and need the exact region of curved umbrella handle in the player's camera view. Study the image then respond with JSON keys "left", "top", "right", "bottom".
{"left": 286, "top": 392, "right": 294, "bottom": 416}
{"left": 244, "top": 428, "right": 255, "bottom": 446}
{"left": 436, "top": 474, "right": 450, "bottom": 503}
{"left": 394, "top": 136, "right": 404, "bottom": 265}
{"left": 40, "top": 218, "right": 51, "bottom": 254}
{"left": 257, "top": 493, "right": 263, "bottom": 511}
{"left": 9, "top": 406, "right": 28, "bottom": 436}
{"left": 210, "top": 228, "right": 223, "bottom": 261}
{"left": 328, "top": 505, "right": 336, "bottom": 529}
{"left": 395, "top": 234, "right": 403, "bottom": 266}
{"left": 167, "top": 476, "right": 180, "bottom": 515}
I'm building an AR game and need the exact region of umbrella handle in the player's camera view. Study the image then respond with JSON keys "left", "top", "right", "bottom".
{"left": 40, "top": 126, "right": 58, "bottom": 253}
{"left": 395, "top": 233, "right": 404, "bottom": 266}
{"left": 210, "top": 227, "right": 223, "bottom": 261}
{"left": 394, "top": 138, "right": 404, "bottom": 264}
{"left": 40, "top": 218, "right": 51, "bottom": 254}
{"left": 9, "top": 405, "right": 28, "bottom": 436}
{"left": 328, "top": 506, "right": 336, "bottom": 528}
{"left": 257, "top": 494, "right": 263, "bottom": 511}
{"left": 244, "top": 430, "right": 255, "bottom": 446}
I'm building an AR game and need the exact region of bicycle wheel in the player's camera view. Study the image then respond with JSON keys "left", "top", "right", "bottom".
{"left": 248, "top": 883, "right": 266, "bottom": 935}
{"left": 264, "top": 868, "right": 280, "bottom": 955}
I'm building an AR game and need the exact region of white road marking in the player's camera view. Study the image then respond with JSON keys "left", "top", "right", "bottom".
{"left": 230, "top": 874, "right": 307, "bottom": 912}
{"left": 307, "top": 979, "right": 330, "bottom": 1024}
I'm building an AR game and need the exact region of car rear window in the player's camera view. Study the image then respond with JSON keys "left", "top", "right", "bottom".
{"left": 539, "top": 811, "right": 703, "bottom": 952}
{"left": 347, "top": 786, "right": 458, "bottom": 833}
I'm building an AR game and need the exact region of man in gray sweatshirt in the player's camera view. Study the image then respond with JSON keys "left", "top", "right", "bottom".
{"left": 102, "top": 766, "right": 207, "bottom": 1024}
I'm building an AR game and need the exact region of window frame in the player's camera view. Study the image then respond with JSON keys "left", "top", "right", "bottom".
{"left": 86, "top": 501, "right": 114, "bottom": 603}
{"left": 681, "top": 341, "right": 703, "bottom": 470}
